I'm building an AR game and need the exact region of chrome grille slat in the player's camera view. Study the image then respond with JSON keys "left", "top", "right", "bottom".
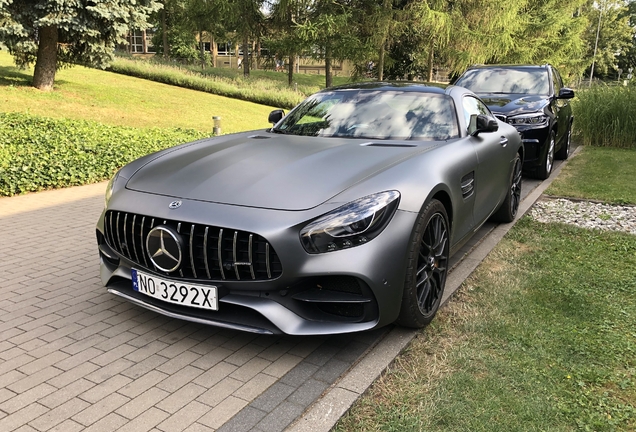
{"left": 218, "top": 228, "right": 226, "bottom": 280}
{"left": 233, "top": 231, "right": 240, "bottom": 280}
{"left": 131, "top": 215, "right": 140, "bottom": 263}
{"left": 103, "top": 211, "right": 280, "bottom": 281}
{"left": 203, "top": 227, "right": 211, "bottom": 279}
{"left": 115, "top": 212, "right": 123, "bottom": 254}
{"left": 190, "top": 224, "right": 197, "bottom": 279}
{"left": 248, "top": 234, "right": 255, "bottom": 280}
{"left": 266, "top": 243, "right": 271, "bottom": 279}
{"left": 140, "top": 216, "right": 149, "bottom": 268}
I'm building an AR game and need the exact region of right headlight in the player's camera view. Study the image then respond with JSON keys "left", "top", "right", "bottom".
{"left": 300, "top": 191, "right": 400, "bottom": 254}
{"left": 104, "top": 170, "right": 121, "bottom": 208}
{"left": 507, "top": 112, "right": 549, "bottom": 128}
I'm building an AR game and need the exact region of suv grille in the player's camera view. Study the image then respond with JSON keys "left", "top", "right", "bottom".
{"left": 103, "top": 211, "right": 282, "bottom": 281}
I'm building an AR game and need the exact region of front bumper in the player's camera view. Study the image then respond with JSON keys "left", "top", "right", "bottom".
{"left": 97, "top": 190, "right": 417, "bottom": 335}
{"left": 516, "top": 125, "right": 550, "bottom": 169}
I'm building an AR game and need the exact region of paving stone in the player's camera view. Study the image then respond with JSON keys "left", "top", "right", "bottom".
{"left": 287, "top": 378, "right": 329, "bottom": 407}
{"left": 156, "top": 382, "right": 207, "bottom": 414}
{"left": 29, "top": 398, "right": 90, "bottom": 431}
{"left": 156, "top": 400, "right": 211, "bottom": 432}
{"left": 262, "top": 354, "right": 303, "bottom": 378}
{"left": 250, "top": 382, "right": 296, "bottom": 412}
{"left": 72, "top": 392, "right": 129, "bottom": 426}
{"left": 216, "top": 406, "right": 267, "bottom": 432}
{"left": 312, "top": 358, "right": 350, "bottom": 384}
{"left": 40, "top": 378, "right": 96, "bottom": 409}
{"left": 116, "top": 387, "right": 169, "bottom": 420}
{"left": 198, "top": 396, "right": 248, "bottom": 430}
{"left": 117, "top": 370, "right": 169, "bottom": 399}
{"left": 278, "top": 362, "right": 319, "bottom": 387}
{"left": 0, "top": 383, "right": 56, "bottom": 414}
{"left": 255, "top": 401, "right": 304, "bottom": 432}
{"left": 197, "top": 377, "right": 243, "bottom": 407}
{"left": 233, "top": 373, "right": 278, "bottom": 402}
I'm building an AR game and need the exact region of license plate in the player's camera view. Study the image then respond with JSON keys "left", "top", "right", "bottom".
{"left": 131, "top": 269, "right": 218, "bottom": 311}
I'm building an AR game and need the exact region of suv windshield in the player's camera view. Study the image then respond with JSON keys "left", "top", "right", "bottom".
{"left": 273, "top": 90, "right": 459, "bottom": 141}
{"left": 455, "top": 68, "right": 550, "bottom": 95}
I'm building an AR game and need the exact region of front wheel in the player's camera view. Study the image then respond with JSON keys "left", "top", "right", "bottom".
{"left": 555, "top": 123, "right": 572, "bottom": 160}
{"left": 534, "top": 131, "right": 556, "bottom": 180}
{"left": 397, "top": 199, "right": 449, "bottom": 328}
{"left": 491, "top": 154, "right": 522, "bottom": 223}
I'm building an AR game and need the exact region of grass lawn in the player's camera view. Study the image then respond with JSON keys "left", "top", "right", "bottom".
{"left": 337, "top": 146, "right": 636, "bottom": 431}
{"left": 0, "top": 51, "right": 275, "bottom": 134}
{"left": 337, "top": 217, "right": 636, "bottom": 431}
{"left": 546, "top": 146, "right": 636, "bottom": 205}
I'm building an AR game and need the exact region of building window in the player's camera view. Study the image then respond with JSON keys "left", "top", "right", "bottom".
{"left": 130, "top": 30, "right": 144, "bottom": 53}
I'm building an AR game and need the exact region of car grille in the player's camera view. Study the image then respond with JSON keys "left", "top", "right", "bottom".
{"left": 103, "top": 210, "right": 282, "bottom": 281}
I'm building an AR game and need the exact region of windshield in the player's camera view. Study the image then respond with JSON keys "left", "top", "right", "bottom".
{"left": 455, "top": 68, "right": 550, "bottom": 95}
{"left": 273, "top": 90, "right": 459, "bottom": 141}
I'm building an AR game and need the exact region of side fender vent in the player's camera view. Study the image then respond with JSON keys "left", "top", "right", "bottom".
{"left": 461, "top": 172, "right": 475, "bottom": 199}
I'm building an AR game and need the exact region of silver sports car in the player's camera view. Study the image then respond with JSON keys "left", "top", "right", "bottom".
{"left": 96, "top": 83, "right": 523, "bottom": 335}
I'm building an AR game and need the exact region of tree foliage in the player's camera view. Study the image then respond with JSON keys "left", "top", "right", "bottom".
{"left": 0, "top": 0, "right": 160, "bottom": 89}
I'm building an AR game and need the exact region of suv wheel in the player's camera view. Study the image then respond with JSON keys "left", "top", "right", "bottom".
{"left": 535, "top": 131, "right": 555, "bottom": 180}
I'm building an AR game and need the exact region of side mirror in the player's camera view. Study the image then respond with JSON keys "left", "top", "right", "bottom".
{"left": 268, "top": 109, "right": 285, "bottom": 125}
{"left": 557, "top": 88, "right": 575, "bottom": 99}
{"left": 470, "top": 114, "right": 499, "bottom": 136}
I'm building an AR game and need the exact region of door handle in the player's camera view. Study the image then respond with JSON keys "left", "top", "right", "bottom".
{"left": 499, "top": 137, "right": 508, "bottom": 147}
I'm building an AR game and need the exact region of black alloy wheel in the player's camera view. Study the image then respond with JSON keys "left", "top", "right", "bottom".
{"left": 491, "top": 154, "right": 522, "bottom": 223}
{"left": 535, "top": 131, "right": 556, "bottom": 180}
{"left": 397, "top": 199, "right": 449, "bottom": 328}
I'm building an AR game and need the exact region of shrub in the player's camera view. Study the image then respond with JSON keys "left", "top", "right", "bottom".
{"left": 107, "top": 57, "right": 306, "bottom": 109}
{"left": 572, "top": 85, "right": 636, "bottom": 149}
{"left": 0, "top": 112, "right": 207, "bottom": 196}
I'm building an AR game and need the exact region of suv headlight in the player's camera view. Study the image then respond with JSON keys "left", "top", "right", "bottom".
{"left": 507, "top": 112, "right": 549, "bottom": 127}
{"left": 300, "top": 191, "right": 400, "bottom": 254}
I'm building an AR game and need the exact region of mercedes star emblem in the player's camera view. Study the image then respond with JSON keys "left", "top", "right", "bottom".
{"left": 169, "top": 200, "right": 182, "bottom": 209}
{"left": 146, "top": 226, "right": 183, "bottom": 272}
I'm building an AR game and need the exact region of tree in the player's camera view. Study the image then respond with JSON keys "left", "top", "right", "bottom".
{"left": 0, "top": 0, "right": 160, "bottom": 90}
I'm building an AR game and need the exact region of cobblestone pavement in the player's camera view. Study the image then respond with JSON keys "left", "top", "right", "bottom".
{"left": 0, "top": 183, "right": 387, "bottom": 432}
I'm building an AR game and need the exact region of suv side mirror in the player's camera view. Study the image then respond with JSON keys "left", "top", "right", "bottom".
{"left": 268, "top": 109, "right": 285, "bottom": 125}
{"left": 470, "top": 114, "right": 499, "bottom": 136}
{"left": 557, "top": 88, "right": 575, "bottom": 99}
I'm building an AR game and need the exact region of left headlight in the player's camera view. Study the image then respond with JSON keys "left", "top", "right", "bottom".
{"left": 300, "top": 191, "right": 400, "bottom": 254}
{"left": 507, "top": 112, "right": 549, "bottom": 127}
{"left": 104, "top": 170, "right": 121, "bottom": 208}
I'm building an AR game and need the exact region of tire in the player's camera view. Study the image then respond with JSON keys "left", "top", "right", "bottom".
{"left": 491, "top": 154, "right": 522, "bottom": 223}
{"left": 534, "top": 131, "right": 556, "bottom": 180}
{"left": 555, "top": 123, "right": 572, "bottom": 160}
{"left": 397, "top": 199, "right": 449, "bottom": 328}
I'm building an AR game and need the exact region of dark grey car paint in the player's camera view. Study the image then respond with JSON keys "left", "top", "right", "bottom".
{"left": 97, "top": 83, "right": 522, "bottom": 335}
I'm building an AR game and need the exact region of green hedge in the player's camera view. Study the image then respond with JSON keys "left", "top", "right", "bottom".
{"left": 0, "top": 112, "right": 207, "bottom": 196}
{"left": 108, "top": 58, "right": 305, "bottom": 109}
{"left": 572, "top": 85, "right": 636, "bottom": 149}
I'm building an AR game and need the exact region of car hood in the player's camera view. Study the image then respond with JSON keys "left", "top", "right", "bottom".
{"left": 125, "top": 132, "right": 440, "bottom": 211}
{"left": 477, "top": 93, "right": 549, "bottom": 117}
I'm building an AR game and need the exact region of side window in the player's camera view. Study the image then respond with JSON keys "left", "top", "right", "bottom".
{"left": 462, "top": 96, "right": 491, "bottom": 135}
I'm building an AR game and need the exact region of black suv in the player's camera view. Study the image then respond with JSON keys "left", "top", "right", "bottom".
{"left": 455, "top": 64, "right": 574, "bottom": 179}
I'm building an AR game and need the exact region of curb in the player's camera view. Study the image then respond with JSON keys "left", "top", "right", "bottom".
{"left": 286, "top": 145, "right": 584, "bottom": 432}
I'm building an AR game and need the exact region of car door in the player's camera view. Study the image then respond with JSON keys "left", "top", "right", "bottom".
{"left": 462, "top": 96, "right": 511, "bottom": 225}
{"left": 550, "top": 66, "right": 569, "bottom": 144}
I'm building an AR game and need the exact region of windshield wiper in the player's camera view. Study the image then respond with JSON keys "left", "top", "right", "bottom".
{"left": 270, "top": 127, "right": 289, "bottom": 134}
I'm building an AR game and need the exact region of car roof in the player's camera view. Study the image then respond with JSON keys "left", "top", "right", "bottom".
{"left": 465, "top": 64, "right": 550, "bottom": 71}
{"left": 322, "top": 81, "right": 449, "bottom": 95}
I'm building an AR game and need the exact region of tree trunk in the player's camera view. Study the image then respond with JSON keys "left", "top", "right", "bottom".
{"left": 33, "top": 25, "right": 58, "bottom": 91}
{"left": 325, "top": 43, "right": 332, "bottom": 88}
{"left": 427, "top": 39, "right": 434, "bottom": 82}
{"left": 288, "top": 54, "right": 295, "bottom": 86}
{"left": 211, "top": 35, "right": 217, "bottom": 68}
{"left": 199, "top": 31, "right": 205, "bottom": 69}
{"left": 255, "top": 39, "right": 261, "bottom": 70}
{"left": 378, "top": 42, "right": 385, "bottom": 81}
{"left": 243, "top": 34, "right": 250, "bottom": 77}
{"left": 161, "top": 6, "right": 169, "bottom": 57}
